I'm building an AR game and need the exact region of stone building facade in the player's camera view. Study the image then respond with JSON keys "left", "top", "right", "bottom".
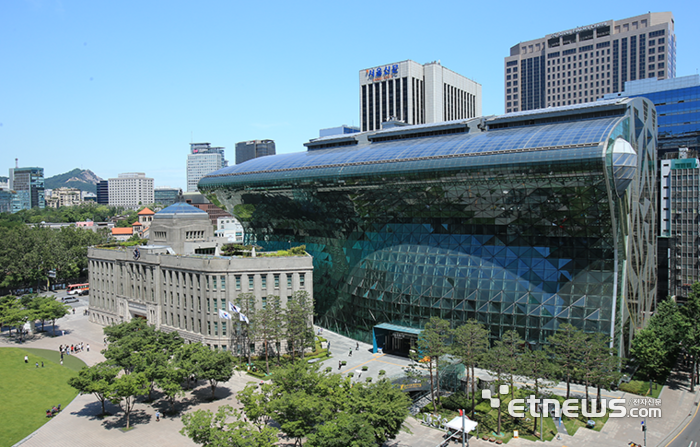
{"left": 88, "top": 202, "right": 313, "bottom": 353}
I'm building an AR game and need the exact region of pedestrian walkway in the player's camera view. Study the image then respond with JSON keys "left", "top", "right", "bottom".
{"left": 4, "top": 297, "right": 445, "bottom": 447}
{"left": 5, "top": 303, "right": 697, "bottom": 447}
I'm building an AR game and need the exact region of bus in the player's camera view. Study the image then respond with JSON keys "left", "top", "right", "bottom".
{"left": 67, "top": 283, "right": 89, "bottom": 296}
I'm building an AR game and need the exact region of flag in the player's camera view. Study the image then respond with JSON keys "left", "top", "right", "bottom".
{"left": 219, "top": 309, "right": 232, "bottom": 320}
{"left": 239, "top": 312, "right": 250, "bottom": 324}
{"left": 229, "top": 302, "right": 240, "bottom": 314}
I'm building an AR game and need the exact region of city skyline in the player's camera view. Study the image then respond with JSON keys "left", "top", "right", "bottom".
{"left": 2, "top": 1, "right": 700, "bottom": 189}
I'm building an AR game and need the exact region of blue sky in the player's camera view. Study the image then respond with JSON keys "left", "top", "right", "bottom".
{"left": 1, "top": 1, "right": 699, "bottom": 189}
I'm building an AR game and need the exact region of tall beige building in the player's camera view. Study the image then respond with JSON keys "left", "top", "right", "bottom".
{"left": 504, "top": 12, "right": 675, "bottom": 113}
{"left": 108, "top": 172, "right": 154, "bottom": 209}
{"left": 359, "top": 60, "right": 481, "bottom": 132}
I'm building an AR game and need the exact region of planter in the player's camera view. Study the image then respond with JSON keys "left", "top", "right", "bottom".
{"left": 482, "top": 436, "right": 489, "bottom": 441}
{"left": 378, "top": 370, "right": 386, "bottom": 376}
{"left": 341, "top": 361, "right": 347, "bottom": 366}
{"left": 361, "top": 366, "right": 368, "bottom": 371}
{"left": 489, "top": 437, "right": 496, "bottom": 442}
{"left": 495, "top": 441, "right": 503, "bottom": 445}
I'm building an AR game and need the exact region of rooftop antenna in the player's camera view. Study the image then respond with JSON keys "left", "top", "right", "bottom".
{"left": 15, "top": 158, "right": 18, "bottom": 168}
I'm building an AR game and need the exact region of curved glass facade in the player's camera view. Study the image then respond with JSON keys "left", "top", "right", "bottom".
{"left": 200, "top": 98, "right": 657, "bottom": 353}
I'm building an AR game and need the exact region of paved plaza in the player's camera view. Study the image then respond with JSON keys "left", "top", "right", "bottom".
{"left": 2, "top": 292, "right": 698, "bottom": 446}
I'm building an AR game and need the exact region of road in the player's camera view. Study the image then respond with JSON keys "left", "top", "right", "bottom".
{"left": 665, "top": 397, "right": 700, "bottom": 447}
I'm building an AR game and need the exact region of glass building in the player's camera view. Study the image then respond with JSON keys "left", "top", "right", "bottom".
{"left": 199, "top": 98, "right": 657, "bottom": 355}
{"left": 604, "top": 75, "right": 700, "bottom": 158}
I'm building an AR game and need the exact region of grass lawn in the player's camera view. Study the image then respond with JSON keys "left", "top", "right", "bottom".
{"left": 0, "top": 347, "right": 85, "bottom": 447}
{"left": 619, "top": 379, "right": 663, "bottom": 398}
{"left": 563, "top": 410, "right": 610, "bottom": 436}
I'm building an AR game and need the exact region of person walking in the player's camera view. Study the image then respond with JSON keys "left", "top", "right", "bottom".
{"left": 349, "top": 348, "right": 352, "bottom": 357}
{"left": 338, "top": 360, "right": 342, "bottom": 370}
{"left": 155, "top": 410, "right": 161, "bottom": 422}
{"left": 87, "top": 344, "right": 90, "bottom": 352}
{"left": 24, "top": 355, "right": 28, "bottom": 363}
{"left": 356, "top": 342, "right": 359, "bottom": 351}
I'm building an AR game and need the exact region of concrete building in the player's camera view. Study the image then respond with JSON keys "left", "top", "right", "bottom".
{"left": 9, "top": 167, "right": 45, "bottom": 211}
{"left": 201, "top": 97, "right": 657, "bottom": 356}
{"left": 505, "top": 12, "right": 676, "bottom": 112}
{"left": 359, "top": 60, "right": 482, "bottom": 132}
{"left": 108, "top": 173, "right": 154, "bottom": 209}
{"left": 659, "top": 153, "right": 700, "bottom": 301}
{"left": 235, "top": 140, "right": 276, "bottom": 165}
{"left": 216, "top": 216, "right": 244, "bottom": 243}
{"left": 187, "top": 143, "right": 227, "bottom": 192}
{"left": 88, "top": 201, "right": 313, "bottom": 352}
{"left": 45, "top": 187, "right": 82, "bottom": 208}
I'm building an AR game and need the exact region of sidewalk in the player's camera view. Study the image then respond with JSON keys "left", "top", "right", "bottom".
{"left": 6, "top": 306, "right": 696, "bottom": 447}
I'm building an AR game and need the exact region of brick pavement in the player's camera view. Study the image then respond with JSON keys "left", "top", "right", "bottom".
{"left": 6, "top": 296, "right": 445, "bottom": 447}
{"left": 8, "top": 299, "right": 696, "bottom": 447}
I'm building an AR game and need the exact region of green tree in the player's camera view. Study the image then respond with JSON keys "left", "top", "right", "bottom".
{"left": 484, "top": 339, "right": 510, "bottom": 436}
{"left": 68, "top": 362, "right": 119, "bottom": 415}
{"left": 180, "top": 405, "right": 278, "bottom": 447}
{"left": 255, "top": 295, "right": 283, "bottom": 373}
{"left": 521, "top": 349, "right": 557, "bottom": 433}
{"left": 109, "top": 372, "right": 148, "bottom": 429}
{"left": 237, "top": 381, "right": 274, "bottom": 428}
{"left": 305, "top": 413, "right": 375, "bottom": 447}
{"left": 500, "top": 330, "right": 525, "bottom": 399}
{"left": 631, "top": 326, "right": 670, "bottom": 395}
{"left": 43, "top": 299, "right": 71, "bottom": 336}
{"left": 196, "top": 348, "right": 234, "bottom": 399}
{"left": 682, "top": 285, "right": 700, "bottom": 391}
{"left": 414, "top": 317, "right": 451, "bottom": 412}
{"left": 176, "top": 342, "right": 209, "bottom": 389}
{"left": 285, "top": 290, "right": 314, "bottom": 361}
{"left": 235, "top": 292, "right": 257, "bottom": 363}
{"left": 344, "top": 376, "right": 410, "bottom": 445}
{"left": 452, "top": 319, "right": 489, "bottom": 418}
{"left": 239, "top": 360, "right": 409, "bottom": 447}
{"left": 157, "top": 366, "right": 187, "bottom": 414}
{"left": 547, "top": 323, "right": 586, "bottom": 399}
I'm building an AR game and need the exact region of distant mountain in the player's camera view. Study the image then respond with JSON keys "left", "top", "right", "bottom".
{"left": 45, "top": 169, "right": 103, "bottom": 193}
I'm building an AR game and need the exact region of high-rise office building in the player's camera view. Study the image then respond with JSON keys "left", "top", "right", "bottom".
{"left": 187, "top": 143, "right": 227, "bottom": 192}
{"left": 9, "top": 167, "right": 45, "bottom": 211}
{"left": 108, "top": 172, "right": 154, "bottom": 209}
{"left": 359, "top": 60, "right": 482, "bottom": 132}
{"left": 235, "top": 140, "right": 276, "bottom": 165}
{"left": 504, "top": 12, "right": 676, "bottom": 113}
{"left": 660, "top": 154, "right": 700, "bottom": 301}
{"left": 97, "top": 180, "right": 109, "bottom": 205}
{"left": 604, "top": 75, "right": 700, "bottom": 158}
